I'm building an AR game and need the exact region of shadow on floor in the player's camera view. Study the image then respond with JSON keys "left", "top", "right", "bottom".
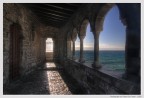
{"left": 3, "top": 69, "right": 50, "bottom": 94}
{"left": 54, "top": 63, "right": 87, "bottom": 94}
{"left": 3, "top": 62, "right": 87, "bottom": 95}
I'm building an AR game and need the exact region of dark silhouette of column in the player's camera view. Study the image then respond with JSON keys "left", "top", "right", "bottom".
{"left": 72, "top": 38, "right": 76, "bottom": 60}
{"left": 118, "top": 4, "right": 140, "bottom": 83}
{"left": 92, "top": 33, "right": 101, "bottom": 68}
{"left": 79, "top": 35, "right": 85, "bottom": 63}
{"left": 123, "top": 28, "right": 140, "bottom": 82}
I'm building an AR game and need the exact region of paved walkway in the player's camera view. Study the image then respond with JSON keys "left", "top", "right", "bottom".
{"left": 4, "top": 62, "right": 86, "bottom": 95}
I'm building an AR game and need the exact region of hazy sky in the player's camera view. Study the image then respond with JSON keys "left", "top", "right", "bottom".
{"left": 75, "top": 5, "right": 126, "bottom": 50}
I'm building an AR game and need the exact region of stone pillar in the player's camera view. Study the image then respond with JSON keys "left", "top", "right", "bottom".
{"left": 123, "top": 28, "right": 140, "bottom": 82}
{"left": 92, "top": 34, "right": 101, "bottom": 68}
{"left": 54, "top": 39, "right": 59, "bottom": 62}
{"left": 79, "top": 35, "right": 85, "bottom": 63}
{"left": 58, "top": 38, "right": 65, "bottom": 64}
{"left": 67, "top": 40, "right": 71, "bottom": 59}
{"left": 72, "top": 38, "right": 76, "bottom": 60}
{"left": 117, "top": 4, "right": 140, "bottom": 83}
{"left": 56, "top": 38, "right": 61, "bottom": 63}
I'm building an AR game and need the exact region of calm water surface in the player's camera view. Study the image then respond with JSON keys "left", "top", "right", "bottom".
{"left": 75, "top": 50, "right": 125, "bottom": 71}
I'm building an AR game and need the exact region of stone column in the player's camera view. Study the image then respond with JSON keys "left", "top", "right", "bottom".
{"left": 123, "top": 28, "right": 140, "bottom": 82}
{"left": 79, "top": 35, "right": 85, "bottom": 63}
{"left": 56, "top": 38, "right": 62, "bottom": 63}
{"left": 67, "top": 40, "right": 71, "bottom": 59}
{"left": 72, "top": 38, "right": 76, "bottom": 60}
{"left": 54, "top": 39, "right": 59, "bottom": 62}
{"left": 92, "top": 32, "right": 101, "bottom": 68}
{"left": 118, "top": 4, "right": 140, "bottom": 82}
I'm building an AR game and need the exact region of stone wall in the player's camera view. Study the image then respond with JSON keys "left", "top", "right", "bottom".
{"left": 46, "top": 52, "right": 53, "bottom": 61}
{"left": 63, "top": 59, "right": 140, "bottom": 94}
{"left": 3, "top": 4, "right": 46, "bottom": 84}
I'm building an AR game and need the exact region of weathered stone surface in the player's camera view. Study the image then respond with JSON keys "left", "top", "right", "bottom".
{"left": 64, "top": 59, "right": 140, "bottom": 94}
{"left": 60, "top": 3, "right": 140, "bottom": 84}
{"left": 4, "top": 63, "right": 86, "bottom": 95}
{"left": 46, "top": 52, "right": 53, "bottom": 62}
{"left": 3, "top": 4, "right": 46, "bottom": 84}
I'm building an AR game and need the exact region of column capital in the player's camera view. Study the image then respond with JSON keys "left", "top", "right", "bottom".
{"left": 72, "top": 37, "right": 76, "bottom": 42}
{"left": 91, "top": 29, "right": 101, "bottom": 40}
{"left": 78, "top": 35, "right": 85, "bottom": 40}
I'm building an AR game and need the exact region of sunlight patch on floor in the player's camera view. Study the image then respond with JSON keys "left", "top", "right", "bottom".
{"left": 46, "top": 62, "right": 72, "bottom": 95}
{"left": 46, "top": 62, "right": 56, "bottom": 68}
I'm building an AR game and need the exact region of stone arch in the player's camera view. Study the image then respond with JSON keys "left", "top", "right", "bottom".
{"left": 95, "top": 3, "right": 140, "bottom": 82}
{"left": 70, "top": 28, "right": 78, "bottom": 60}
{"left": 95, "top": 3, "right": 115, "bottom": 34}
{"left": 66, "top": 31, "right": 72, "bottom": 58}
{"left": 79, "top": 19, "right": 90, "bottom": 36}
{"left": 71, "top": 28, "right": 78, "bottom": 41}
{"left": 9, "top": 23, "right": 23, "bottom": 81}
{"left": 94, "top": 3, "right": 123, "bottom": 67}
{"left": 95, "top": 3, "right": 140, "bottom": 33}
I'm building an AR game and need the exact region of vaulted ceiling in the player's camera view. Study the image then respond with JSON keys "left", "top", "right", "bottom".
{"left": 23, "top": 3, "right": 82, "bottom": 28}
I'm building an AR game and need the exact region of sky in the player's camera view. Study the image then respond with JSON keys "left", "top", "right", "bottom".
{"left": 75, "top": 5, "right": 126, "bottom": 50}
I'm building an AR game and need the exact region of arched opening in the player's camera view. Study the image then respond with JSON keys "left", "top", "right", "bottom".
{"left": 9, "top": 23, "right": 22, "bottom": 80}
{"left": 71, "top": 28, "right": 78, "bottom": 60}
{"left": 46, "top": 38, "right": 53, "bottom": 61}
{"left": 78, "top": 19, "right": 90, "bottom": 63}
{"left": 99, "top": 5, "right": 126, "bottom": 72}
{"left": 83, "top": 23, "right": 94, "bottom": 64}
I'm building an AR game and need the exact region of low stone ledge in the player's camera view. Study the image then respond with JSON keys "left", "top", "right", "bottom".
{"left": 64, "top": 59, "right": 140, "bottom": 94}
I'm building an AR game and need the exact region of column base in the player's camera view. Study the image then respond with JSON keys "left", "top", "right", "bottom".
{"left": 92, "top": 62, "right": 101, "bottom": 68}
{"left": 79, "top": 58, "right": 85, "bottom": 63}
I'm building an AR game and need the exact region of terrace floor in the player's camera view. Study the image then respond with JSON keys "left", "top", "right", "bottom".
{"left": 3, "top": 62, "right": 86, "bottom": 95}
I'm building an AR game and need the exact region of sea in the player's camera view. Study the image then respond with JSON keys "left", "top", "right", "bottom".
{"left": 75, "top": 50, "right": 125, "bottom": 72}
